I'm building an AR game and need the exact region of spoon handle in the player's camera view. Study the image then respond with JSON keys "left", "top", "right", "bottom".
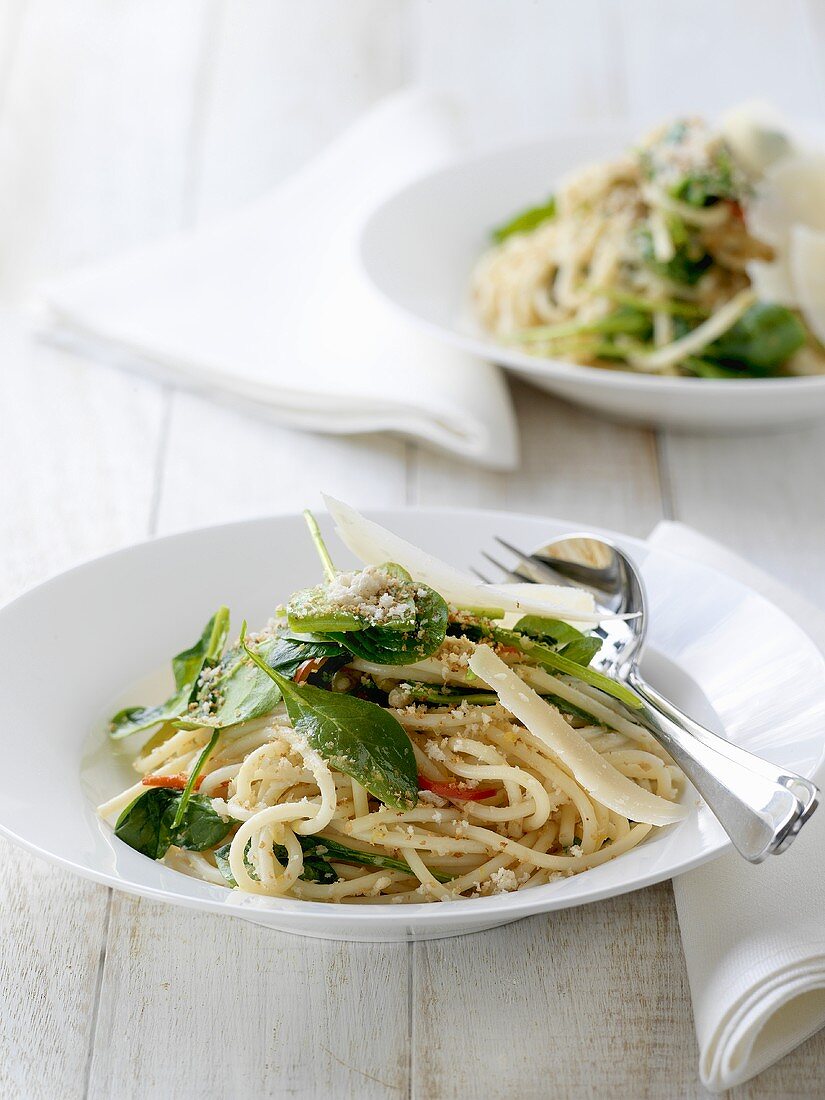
{"left": 626, "top": 668, "right": 819, "bottom": 862}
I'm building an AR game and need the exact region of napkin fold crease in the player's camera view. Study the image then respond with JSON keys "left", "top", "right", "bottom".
{"left": 37, "top": 90, "right": 518, "bottom": 470}
{"left": 650, "top": 521, "right": 825, "bottom": 1092}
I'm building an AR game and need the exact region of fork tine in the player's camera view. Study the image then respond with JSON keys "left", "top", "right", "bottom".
{"left": 492, "top": 536, "right": 573, "bottom": 586}
{"left": 480, "top": 550, "right": 534, "bottom": 584}
{"left": 470, "top": 566, "right": 493, "bottom": 584}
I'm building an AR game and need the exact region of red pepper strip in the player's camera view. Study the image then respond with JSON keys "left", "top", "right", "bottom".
{"left": 294, "top": 657, "right": 326, "bottom": 684}
{"left": 419, "top": 774, "right": 497, "bottom": 801}
{"left": 728, "top": 200, "right": 746, "bottom": 223}
{"left": 142, "top": 773, "right": 203, "bottom": 791}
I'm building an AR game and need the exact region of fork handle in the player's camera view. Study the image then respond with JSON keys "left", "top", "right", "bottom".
{"left": 626, "top": 668, "right": 819, "bottom": 862}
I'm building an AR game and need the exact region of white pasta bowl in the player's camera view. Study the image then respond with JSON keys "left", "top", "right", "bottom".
{"left": 358, "top": 123, "right": 825, "bottom": 430}
{"left": 0, "top": 508, "right": 823, "bottom": 942}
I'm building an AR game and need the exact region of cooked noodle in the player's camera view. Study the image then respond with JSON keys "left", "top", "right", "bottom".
{"left": 471, "top": 116, "right": 823, "bottom": 378}
{"left": 99, "top": 646, "right": 683, "bottom": 903}
{"left": 98, "top": 503, "right": 685, "bottom": 904}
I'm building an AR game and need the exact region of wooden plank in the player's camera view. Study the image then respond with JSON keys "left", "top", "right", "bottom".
{"left": 411, "top": 384, "right": 688, "bottom": 1096}
{"left": 0, "top": 5, "right": 207, "bottom": 1098}
{"left": 661, "top": 424, "right": 825, "bottom": 609}
{"left": 83, "top": 3, "right": 417, "bottom": 1093}
{"left": 0, "top": 317, "right": 165, "bottom": 1100}
{"left": 413, "top": 382, "right": 665, "bottom": 538}
{"left": 412, "top": 884, "right": 700, "bottom": 1100}
{"left": 88, "top": 897, "right": 409, "bottom": 1100}
{"left": 0, "top": 841, "right": 111, "bottom": 1100}
{"left": 153, "top": 391, "right": 409, "bottom": 533}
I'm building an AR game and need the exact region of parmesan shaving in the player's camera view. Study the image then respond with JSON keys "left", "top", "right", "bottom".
{"left": 468, "top": 645, "right": 686, "bottom": 827}
{"left": 324, "top": 495, "right": 623, "bottom": 624}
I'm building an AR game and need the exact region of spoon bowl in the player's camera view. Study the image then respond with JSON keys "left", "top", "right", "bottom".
{"left": 490, "top": 532, "right": 820, "bottom": 862}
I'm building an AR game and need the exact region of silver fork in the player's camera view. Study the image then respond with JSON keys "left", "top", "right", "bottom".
{"left": 474, "top": 533, "right": 819, "bottom": 861}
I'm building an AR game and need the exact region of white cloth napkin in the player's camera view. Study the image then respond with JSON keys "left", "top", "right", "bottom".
{"left": 649, "top": 521, "right": 825, "bottom": 1092}
{"left": 36, "top": 90, "right": 518, "bottom": 470}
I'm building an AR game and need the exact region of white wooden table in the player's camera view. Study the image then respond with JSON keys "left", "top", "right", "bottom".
{"left": 2, "top": 3, "right": 825, "bottom": 1096}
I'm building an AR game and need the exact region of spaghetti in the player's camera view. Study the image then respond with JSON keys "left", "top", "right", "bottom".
{"left": 472, "top": 116, "right": 822, "bottom": 379}
{"left": 98, "top": 501, "right": 685, "bottom": 904}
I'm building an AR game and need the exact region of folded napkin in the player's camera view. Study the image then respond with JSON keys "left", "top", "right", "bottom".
{"left": 649, "top": 521, "right": 825, "bottom": 1092}
{"left": 37, "top": 91, "right": 518, "bottom": 470}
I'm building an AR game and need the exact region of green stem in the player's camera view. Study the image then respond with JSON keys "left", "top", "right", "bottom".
{"left": 594, "top": 288, "right": 708, "bottom": 319}
{"left": 303, "top": 509, "right": 336, "bottom": 581}
{"left": 171, "top": 727, "right": 221, "bottom": 829}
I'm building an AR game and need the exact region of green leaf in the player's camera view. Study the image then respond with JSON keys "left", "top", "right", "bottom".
{"left": 492, "top": 196, "right": 556, "bottom": 242}
{"left": 512, "top": 306, "right": 653, "bottom": 345}
{"left": 214, "top": 831, "right": 448, "bottom": 888}
{"left": 265, "top": 634, "right": 351, "bottom": 679}
{"left": 114, "top": 788, "right": 231, "bottom": 861}
{"left": 242, "top": 633, "right": 419, "bottom": 810}
{"left": 109, "top": 608, "right": 230, "bottom": 739}
{"left": 179, "top": 633, "right": 350, "bottom": 732}
{"left": 214, "top": 839, "right": 339, "bottom": 887}
{"left": 333, "top": 581, "right": 448, "bottom": 664}
{"left": 214, "top": 838, "right": 338, "bottom": 887}
{"left": 637, "top": 228, "right": 712, "bottom": 286}
{"left": 288, "top": 558, "right": 448, "bottom": 664}
{"left": 313, "top": 836, "right": 451, "bottom": 883}
{"left": 670, "top": 147, "right": 738, "bottom": 206}
{"left": 704, "top": 303, "right": 806, "bottom": 375}
{"left": 170, "top": 728, "right": 220, "bottom": 831}
{"left": 115, "top": 787, "right": 179, "bottom": 859}
{"left": 493, "top": 629, "right": 642, "bottom": 710}
{"left": 173, "top": 793, "right": 232, "bottom": 851}
{"left": 399, "top": 682, "right": 607, "bottom": 727}
{"left": 512, "top": 616, "right": 589, "bottom": 646}
{"left": 287, "top": 562, "right": 420, "bottom": 636}
{"left": 558, "top": 636, "right": 602, "bottom": 668}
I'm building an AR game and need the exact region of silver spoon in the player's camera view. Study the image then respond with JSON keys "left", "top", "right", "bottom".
{"left": 486, "top": 532, "right": 819, "bottom": 862}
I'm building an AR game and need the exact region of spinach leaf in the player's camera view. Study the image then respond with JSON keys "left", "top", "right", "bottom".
{"left": 214, "top": 832, "right": 449, "bottom": 888}
{"left": 180, "top": 633, "right": 350, "bottom": 731}
{"left": 109, "top": 608, "right": 230, "bottom": 739}
{"left": 170, "top": 728, "right": 220, "bottom": 831}
{"left": 590, "top": 305, "right": 653, "bottom": 340}
{"left": 287, "top": 585, "right": 370, "bottom": 634}
{"left": 558, "top": 636, "right": 602, "bottom": 668}
{"left": 114, "top": 787, "right": 178, "bottom": 859}
{"left": 214, "top": 838, "right": 338, "bottom": 887}
{"left": 492, "top": 628, "right": 642, "bottom": 710}
{"left": 492, "top": 196, "right": 556, "bottom": 243}
{"left": 242, "top": 630, "right": 419, "bottom": 810}
{"left": 637, "top": 228, "right": 712, "bottom": 286}
{"left": 670, "top": 147, "right": 738, "bottom": 207}
{"left": 513, "top": 615, "right": 589, "bottom": 646}
{"left": 265, "top": 634, "right": 350, "bottom": 678}
{"left": 400, "top": 682, "right": 607, "bottom": 727}
{"left": 314, "top": 836, "right": 451, "bottom": 883}
{"left": 463, "top": 615, "right": 601, "bottom": 668}
{"left": 332, "top": 581, "right": 448, "bottom": 664}
{"left": 174, "top": 793, "right": 232, "bottom": 851}
{"left": 115, "top": 788, "right": 231, "bottom": 860}
{"left": 704, "top": 303, "right": 806, "bottom": 375}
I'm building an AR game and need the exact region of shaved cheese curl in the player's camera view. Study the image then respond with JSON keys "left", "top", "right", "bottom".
{"left": 324, "top": 495, "right": 623, "bottom": 624}
{"left": 468, "top": 645, "right": 686, "bottom": 827}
